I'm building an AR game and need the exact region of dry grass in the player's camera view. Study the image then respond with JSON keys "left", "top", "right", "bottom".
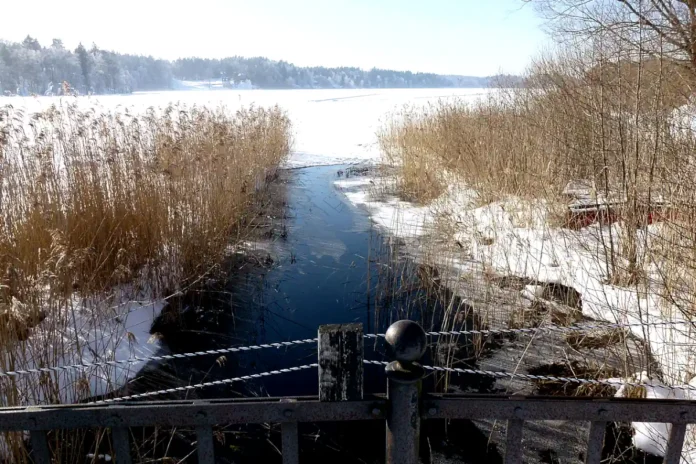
{"left": 378, "top": 42, "right": 696, "bottom": 405}
{"left": 565, "top": 329, "right": 625, "bottom": 350}
{"left": 0, "top": 102, "right": 291, "bottom": 461}
{"left": 0, "top": 103, "right": 290, "bottom": 298}
{"left": 528, "top": 361, "right": 620, "bottom": 397}
{"left": 379, "top": 98, "right": 543, "bottom": 204}
{"left": 380, "top": 68, "right": 694, "bottom": 209}
{"left": 379, "top": 44, "right": 696, "bottom": 308}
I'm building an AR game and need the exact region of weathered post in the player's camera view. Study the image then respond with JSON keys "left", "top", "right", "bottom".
{"left": 318, "top": 323, "right": 364, "bottom": 401}
{"left": 384, "top": 320, "right": 427, "bottom": 464}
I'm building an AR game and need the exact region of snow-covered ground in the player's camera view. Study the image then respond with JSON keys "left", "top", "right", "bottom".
{"left": 0, "top": 288, "right": 164, "bottom": 456}
{"left": 2, "top": 88, "right": 488, "bottom": 169}
{"left": 2, "top": 290, "right": 164, "bottom": 404}
{"left": 336, "top": 175, "right": 696, "bottom": 462}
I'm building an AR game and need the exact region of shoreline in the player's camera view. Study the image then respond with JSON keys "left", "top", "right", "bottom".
{"left": 335, "top": 165, "right": 667, "bottom": 462}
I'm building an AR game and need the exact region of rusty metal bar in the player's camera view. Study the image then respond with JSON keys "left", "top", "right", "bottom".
{"left": 111, "top": 426, "right": 132, "bottom": 464}
{"left": 585, "top": 421, "right": 606, "bottom": 464}
{"left": 0, "top": 398, "right": 385, "bottom": 431}
{"left": 195, "top": 425, "right": 215, "bottom": 464}
{"left": 423, "top": 395, "right": 696, "bottom": 422}
{"left": 384, "top": 320, "right": 427, "bottom": 464}
{"left": 386, "top": 379, "right": 421, "bottom": 464}
{"left": 664, "top": 423, "right": 687, "bottom": 464}
{"left": 7, "top": 376, "right": 696, "bottom": 464}
{"left": 282, "top": 422, "right": 300, "bottom": 464}
{"left": 29, "top": 430, "right": 50, "bottom": 464}
{"left": 504, "top": 419, "right": 524, "bottom": 464}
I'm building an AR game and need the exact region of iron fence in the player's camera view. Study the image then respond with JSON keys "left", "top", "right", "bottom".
{"left": 0, "top": 320, "right": 694, "bottom": 464}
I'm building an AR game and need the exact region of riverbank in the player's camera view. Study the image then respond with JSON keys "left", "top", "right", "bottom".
{"left": 100, "top": 163, "right": 610, "bottom": 463}
{"left": 0, "top": 88, "right": 493, "bottom": 463}
{"left": 335, "top": 167, "right": 668, "bottom": 463}
{"left": 371, "top": 67, "right": 696, "bottom": 460}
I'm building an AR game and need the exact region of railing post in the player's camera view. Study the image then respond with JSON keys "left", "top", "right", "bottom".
{"left": 384, "top": 320, "right": 427, "bottom": 464}
{"left": 318, "top": 323, "right": 364, "bottom": 401}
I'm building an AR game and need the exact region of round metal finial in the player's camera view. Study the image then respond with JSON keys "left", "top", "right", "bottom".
{"left": 385, "top": 320, "right": 427, "bottom": 363}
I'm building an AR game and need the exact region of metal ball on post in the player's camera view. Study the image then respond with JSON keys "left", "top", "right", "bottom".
{"left": 384, "top": 320, "right": 427, "bottom": 464}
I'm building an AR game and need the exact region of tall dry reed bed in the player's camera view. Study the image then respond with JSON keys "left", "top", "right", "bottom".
{"left": 0, "top": 102, "right": 290, "bottom": 459}
{"left": 1, "top": 103, "right": 291, "bottom": 297}
{"left": 378, "top": 53, "right": 696, "bottom": 459}
{"left": 379, "top": 49, "right": 696, "bottom": 386}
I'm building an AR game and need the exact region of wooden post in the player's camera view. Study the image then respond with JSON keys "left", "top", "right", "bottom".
{"left": 318, "top": 323, "right": 364, "bottom": 401}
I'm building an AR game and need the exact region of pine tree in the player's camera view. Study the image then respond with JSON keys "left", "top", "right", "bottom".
{"left": 75, "top": 43, "right": 92, "bottom": 92}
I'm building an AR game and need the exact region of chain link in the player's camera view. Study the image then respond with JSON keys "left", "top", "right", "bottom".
{"left": 0, "top": 319, "right": 689, "bottom": 381}
{"left": 363, "top": 360, "right": 696, "bottom": 392}
{"left": 0, "top": 338, "right": 318, "bottom": 379}
{"left": 364, "top": 319, "right": 690, "bottom": 339}
{"left": 92, "top": 363, "right": 318, "bottom": 404}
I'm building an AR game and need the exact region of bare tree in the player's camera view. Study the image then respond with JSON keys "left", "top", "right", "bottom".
{"left": 528, "top": 0, "right": 696, "bottom": 74}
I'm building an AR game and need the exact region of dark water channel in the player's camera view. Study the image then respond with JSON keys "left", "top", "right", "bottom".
{"left": 147, "top": 165, "right": 477, "bottom": 397}
{"left": 125, "top": 165, "right": 499, "bottom": 463}
{"left": 113, "top": 165, "right": 658, "bottom": 464}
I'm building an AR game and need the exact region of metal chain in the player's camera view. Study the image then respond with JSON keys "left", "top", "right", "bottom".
{"left": 363, "top": 360, "right": 696, "bottom": 392}
{"left": 0, "top": 319, "right": 689, "bottom": 380}
{"left": 0, "top": 338, "right": 318, "bottom": 379}
{"left": 91, "top": 363, "right": 318, "bottom": 404}
{"left": 364, "top": 319, "right": 690, "bottom": 339}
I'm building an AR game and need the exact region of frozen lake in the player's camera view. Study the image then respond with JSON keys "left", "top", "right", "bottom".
{"left": 2, "top": 88, "right": 489, "bottom": 168}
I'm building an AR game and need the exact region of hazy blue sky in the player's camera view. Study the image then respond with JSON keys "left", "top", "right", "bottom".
{"left": 1, "top": 0, "right": 547, "bottom": 75}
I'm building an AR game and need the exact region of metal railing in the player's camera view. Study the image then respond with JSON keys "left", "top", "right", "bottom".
{"left": 1, "top": 320, "right": 695, "bottom": 464}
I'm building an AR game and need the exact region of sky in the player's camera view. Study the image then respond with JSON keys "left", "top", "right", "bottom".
{"left": 0, "top": 0, "right": 548, "bottom": 76}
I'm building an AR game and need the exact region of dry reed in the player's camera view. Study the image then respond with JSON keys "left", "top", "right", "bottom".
{"left": 0, "top": 101, "right": 291, "bottom": 461}
{"left": 379, "top": 44, "right": 696, "bottom": 314}
{"left": 378, "top": 42, "right": 696, "bottom": 398}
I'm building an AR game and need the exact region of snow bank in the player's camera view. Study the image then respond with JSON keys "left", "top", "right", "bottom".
{"left": 1, "top": 289, "right": 164, "bottom": 406}
{"left": 614, "top": 374, "right": 696, "bottom": 460}
{"left": 444, "top": 194, "right": 696, "bottom": 390}
{"left": 337, "top": 187, "right": 432, "bottom": 238}
{"left": 0, "top": 288, "right": 164, "bottom": 457}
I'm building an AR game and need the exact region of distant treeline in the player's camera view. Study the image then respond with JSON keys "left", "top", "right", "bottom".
{"left": 173, "top": 57, "right": 489, "bottom": 90}
{"left": 0, "top": 36, "right": 497, "bottom": 95}
{"left": 0, "top": 37, "right": 171, "bottom": 95}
